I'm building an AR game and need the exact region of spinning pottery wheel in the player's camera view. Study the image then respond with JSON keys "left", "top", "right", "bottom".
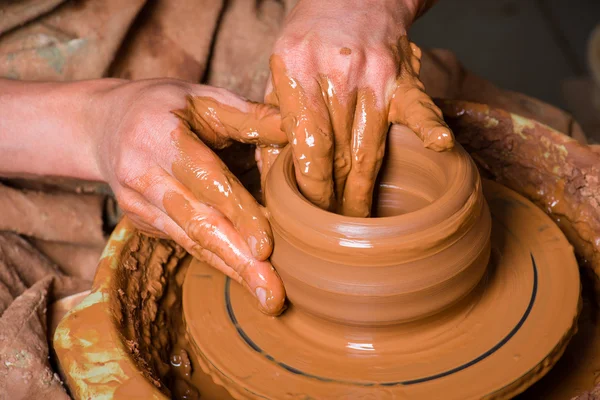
{"left": 53, "top": 101, "right": 594, "bottom": 400}
{"left": 182, "top": 126, "right": 580, "bottom": 399}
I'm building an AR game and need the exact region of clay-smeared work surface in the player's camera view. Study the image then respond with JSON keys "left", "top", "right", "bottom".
{"left": 53, "top": 221, "right": 233, "bottom": 400}
{"left": 183, "top": 179, "right": 580, "bottom": 399}
{"left": 55, "top": 102, "right": 600, "bottom": 399}
{"left": 438, "top": 100, "right": 600, "bottom": 276}
{"left": 265, "top": 125, "right": 491, "bottom": 326}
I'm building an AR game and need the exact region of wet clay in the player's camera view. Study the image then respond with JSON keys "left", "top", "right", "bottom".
{"left": 267, "top": 55, "right": 337, "bottom": 212}
{"left": 439, "top": 101, "right": 600, "bottom": 277}
{"left": 53, "top": 225, "right": 233, "bottom": 400}
{"left": 183, "top": 180, "right": 580, "bottom": 399}
{"left": 181, "top": 126, "right": 579, "bottom": 399}
{"left": 144, "top": 95, "right": 288, "bottom": 315}
{"left": 48, "top": 290, "right": 90, "bottom": 341}
{"left": 265, "top": 124, "right": 491, "bottom": 325}
{"left": 517, "top": 267, "right": 600, "bottom": 399}
{"left": 54, "top": 102, "right": 596, "bottom": 399}
{"left": 266, "top": 38, "right": 454, "bottom": 218}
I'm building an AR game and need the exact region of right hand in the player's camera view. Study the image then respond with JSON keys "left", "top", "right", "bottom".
{"left": 257, "top": 0, "right": 453, "bottom": 217}
{"left": 92, "top": 79, "right": 288, "bottom": 315}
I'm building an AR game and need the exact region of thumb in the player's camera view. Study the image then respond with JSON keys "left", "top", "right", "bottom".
{"left": 173, "top": 91, "right": 288, "bottom": 147}
{"left": 388, "top": 78, "right": 454, "bottom": 152}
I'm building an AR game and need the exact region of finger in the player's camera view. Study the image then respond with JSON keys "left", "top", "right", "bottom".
{"left": 161, "top": 210, "right": 285, "bottom": 316}
{"left": 124, "top": 189, "right": 248, "bottom": 291}
{"left": 118, "top": 188, "right": 232, "bottom": 276}
{"left": 123, "top": 186, "right": 285, "bottom": 315}
{"left": 318, "top": 75, "right": 356, "bottom": 207}
{"left": 341, "top": 88, "right": 388, "bottom": 217}
{"left": 172, "top": 93, "right": 287, "bottom": 148}
{"left": 257, "top": 146, "right": 283, "bottom": 200}
{"left": 161, "top": 188, "right": 285, "bottom": 315}
{"left": 124, "top": 169, "right": 285, "bottom": 315}
{"left": 131, "top": 202, "right": 245, "bottom": 284}
{"left": 389, "top": 39, "right": 454, "bottom": 152}
{"left": 264, "top": 72, "right": 279, "bottom": 106}
{"left": 170, "top": 126, "right": 274, "bottom": 260}
{"left": 388, "top": 78, "right": 454, "bottom": 151}
{"left": 127, "top": 214, "right": 169, "bottom": 239}
{"left": 270, "top": 55, "right": 336, "bottom": 211}
{"left": 259, "top": 74, "right": 283, "bottom": 201}
{"left": 409, "top": 42, "right": 422, "bottom": 75}
{"left": 115, "top": 188, "right": 168, "bottom": 238}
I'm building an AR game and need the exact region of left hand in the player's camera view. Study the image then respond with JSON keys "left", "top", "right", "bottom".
{"left": 258, "top": 0, "right": 454, "bottom": 217}
{"left": 93, "top": 80, "right": 288, "bottom": 315}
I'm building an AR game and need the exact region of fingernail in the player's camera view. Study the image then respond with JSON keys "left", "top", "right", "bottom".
{"left": 247, "top": 235, "right": 259, "bottom": 257}
{"left": 425, "top": 129, "right": 454, "bottom": 151}
{"left": 260, "top": 207, "right": 271, "bottom": 220}
{"left": 248, "top": 233, "right": 272, "bottom": 260}
{"left": 190, "top": 245, "right": 205, "bottom": 261}
{"left": 255, "top": 287, "right": 268, "bottom": 310}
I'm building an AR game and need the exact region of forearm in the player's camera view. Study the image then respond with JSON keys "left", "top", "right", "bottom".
{"left": 0, "top": 78, "right": 118, "bottom": 181}
{"left": 289, "top": 0, "right": 433, "bottom": 30}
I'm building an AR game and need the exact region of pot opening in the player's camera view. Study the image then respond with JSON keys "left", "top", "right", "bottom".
{"left": 368, "top": 148, "right": 444, "bottom": 218}
{"left": 371, "top": 184, "right": 433, "bottom": 217}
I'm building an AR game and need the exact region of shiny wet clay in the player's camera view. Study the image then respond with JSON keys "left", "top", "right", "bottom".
{"left": 265, "top": 124, "right": 492, "bottom": 325}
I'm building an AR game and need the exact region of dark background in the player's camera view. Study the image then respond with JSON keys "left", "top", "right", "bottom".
{"left": 412, "top": 0, "right": 599, "bottom": 115}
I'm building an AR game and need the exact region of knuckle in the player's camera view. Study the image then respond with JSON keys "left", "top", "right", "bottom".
{"left": 140, "top": 80, "right": 186, "bottom": 100}
{"left": 369, "top": 49, "right": 398, "bottom": 78}
{"left": 334, "top": 153, "right": 352, "bottom": 175}
{"left": 352, "top": 152, "right": 378, "bottom": 173}
{"left": 185, "top": 215, "right": 218, "bottom": 244}
{"left": 275, "top": 35, "right": 314, "bottom": 63}
{"left": 115, "top": 193, "right": 143, "bottom": 217}
{"left": 114, "top": 160, "right": 138, "bottom": 189}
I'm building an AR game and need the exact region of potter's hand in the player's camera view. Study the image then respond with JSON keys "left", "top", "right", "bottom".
{"left": 96, "top": 80, "right": 287, "bottom": 315}
{"left": 259, "top": 0, "right": 452, "bottom": 217}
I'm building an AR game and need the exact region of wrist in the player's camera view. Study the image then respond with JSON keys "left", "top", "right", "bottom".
{"left": 77, "top": 79, "right": 127, "bottom": 182}
{"left": 0, "top": 78, "right": 123, "bottom": 181}
{"left": 44, "top": 79, "right": 123, "bottom": 182}
{"left": 286, "top": 0, "right": 416, "bottom": 41}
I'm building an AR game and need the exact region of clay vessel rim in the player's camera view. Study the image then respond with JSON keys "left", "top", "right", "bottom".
{"left": 268, "top": 143, "right": 476, "bottom": 229}
{"left": 266, "top": 145, "right": 479, "bottom": 259}
{"left": 269, "top": 197, "right": 489, "bottom": 266}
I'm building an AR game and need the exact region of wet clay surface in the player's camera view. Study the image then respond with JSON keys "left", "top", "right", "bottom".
{"left": 264, "top": 44, "right": 453, "bottom": 218}
{"left": 439, "top": 101, "right": 600, "bottom": 278}
{"left": 183, "top": 180, "right": 580, "bottom": 400}
{"left": 165, "top": 95, "right": 287, "bottom": 315}
{"left": 53, "top": 225, "right": 234, "bottom": 400}
{"left": 51, "top": 98, "right": 600, "bottom": 398}
{"left": 517, "top": 267, "right": 600, "bottom": 399}
{"left": 265, "top": 124, "right": 491, "bottom": 325}
{"left": 48, "top": 290, "right": 90, "bottom": 341}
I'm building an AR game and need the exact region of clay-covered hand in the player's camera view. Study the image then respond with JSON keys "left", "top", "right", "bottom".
{"left": 259, "top": 0, "right": 453, "bottom": 217}
{"left": 94, "top": 79, "right": 287, "bottom": 315}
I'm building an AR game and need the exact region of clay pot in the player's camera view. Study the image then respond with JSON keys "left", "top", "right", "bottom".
{"left": 266, "top": 125, "right": 492, "bottom": 326}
